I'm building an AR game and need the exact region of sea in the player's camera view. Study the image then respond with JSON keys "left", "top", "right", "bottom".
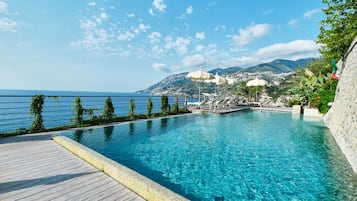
{"left": 0, "top": 89, "right": 189, "bottom": 134}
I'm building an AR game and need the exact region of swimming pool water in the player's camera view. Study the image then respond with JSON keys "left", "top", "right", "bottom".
{"left": 62, "top": 111, "right": 357, "bottom": 200}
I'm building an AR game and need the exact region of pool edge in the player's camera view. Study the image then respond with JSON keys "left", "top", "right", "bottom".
{"left": 52, "top": 135, "right": 188, "bottom": 201}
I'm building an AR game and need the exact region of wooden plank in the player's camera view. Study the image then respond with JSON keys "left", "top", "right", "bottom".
{"left": 0, "top": 133, "right": 145, "bottom": 201}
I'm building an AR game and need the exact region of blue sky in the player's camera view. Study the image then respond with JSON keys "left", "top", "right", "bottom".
{"left": 0, "top": 0, "right": 324, "bottom": 92}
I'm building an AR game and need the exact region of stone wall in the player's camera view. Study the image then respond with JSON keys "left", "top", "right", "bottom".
{"left": 324, "top": 36, "right": 357, "bottom": 173}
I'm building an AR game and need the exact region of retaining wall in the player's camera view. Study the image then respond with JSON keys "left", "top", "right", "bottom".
{"left": 324, "top": 36, "right": 357, "bottom": 173}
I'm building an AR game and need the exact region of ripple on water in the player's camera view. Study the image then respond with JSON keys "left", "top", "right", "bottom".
{"left": 62, "top": 112, "right": 357, "bottom": 200}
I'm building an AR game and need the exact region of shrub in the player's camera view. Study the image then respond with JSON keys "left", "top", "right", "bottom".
{"left": 161, "top": 95, "right": 169, "bottom": 115}
{"left": 29, "top": 94, "right": 45, "bottom": 133}
{"left": 128, "top": 97, "right": 136, "bottom": 120}
{"left": 172, "top": 97, "right": 179, "bottom": 113}
{"left": 103, "top": 97, "right": 115, "bottom": 122}
{"left": 73, "top": 96, "right": 83, "bottom": 126}
{"left": 309, "top": 78, "right": 337, "bottom": 114}
{"left": 146, "top": 96, "right": 153, "bottom": 118}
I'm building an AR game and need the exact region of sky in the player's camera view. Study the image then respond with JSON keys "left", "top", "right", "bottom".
{"left": 0, "top": 0, "right": 325, "bottom": 92}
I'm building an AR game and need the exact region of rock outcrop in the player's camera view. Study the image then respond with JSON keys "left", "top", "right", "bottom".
{"left": 324, "top": 36, "right": 357, "bottom": 173}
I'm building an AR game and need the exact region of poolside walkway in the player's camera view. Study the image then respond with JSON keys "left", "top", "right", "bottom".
{"left": 190, "top": 106, "right": 250, "bottom": 114}
{"left": 0, "top": 132, "right": 145, "bottom": 201}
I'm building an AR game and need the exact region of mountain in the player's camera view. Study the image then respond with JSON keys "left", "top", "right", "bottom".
{"left": 241, "top": 58, "right": 313, "bottom": 73}
{"left": 137, "top": 58, "right": 314, "bottom": 96}
{"left": 209, "top": 66, "right": 243, "bottom": 75}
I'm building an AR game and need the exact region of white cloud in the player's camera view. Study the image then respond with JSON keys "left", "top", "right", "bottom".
{"left": 88, "top": 2, "right": 96, "bottom": 6}
{"left": 196, "top": 44, "right": 204, "bottom": 52}
{"left": 195, "top": 32, "right": 205, "bottom": 40}
{"left": 91, "top": 12, "right": 108, "bottom": 24}
{"left": 117, "top": 31, "right": 135, "bottom": 41}
{"left": 178, "top": 5, "right": 193, "bottom": 20}
{"left": 152, "top": 0, "right": 166, "bottom": 12}
{"left": 203, "top": 43, "right": 219, "bottom": 58}
{"left": 139, "top": 23, "right": 150, "bottom": 32}
{"left": 288, "top": 19, "right": 300, "bottom": 28}
{"left": 164, "top": 36, "right": 191, "bottom": 55}
{"left": 151, "top": 45, "right": 165, "bottom": 57}
{"left": 152, "top": 63, "right": 171, "bottom": 72}
{"left": 186, "top": 6, "right": 193, "bottom": 14}
{"left": 100, "top": 12, "right": 108, "bottom": 20}
{"left": 127, "top": 13, "right": 135, "bottom": 18}
{"left": 149, "top": 8, "right": 154, "bottom": 16}
{"left": 132, "top": 23, "right": 150, "bottom": 35}
{"left": 182, "top": 54, "right": 206, "bottom": 67}
{"left": 232, "top": 23, "right": 271, "bottom": 46}
{"left": 256, "top": 40, "right": 320, "bottom": 60}
{"left": 0, "top": 18, "right": 17, "bottom": 32}
{"left": 148, "top": 31, "right": 161, "bottom": 44}
{"left": 79, "top": 19, "right": 96, "bottom": 30}
{"left": 175, "top": 37, "right": 191, "bottom": 55}
{"left": 263, "top": 8, "right": 274, "bottom": 16}
{"left": 0, "top": 1, "right": 8, "bottom": 14}
{"left": 214, "top": 25, "right": 227, "bottom": 32}
{"left": 304, "top": 8, "right": 320, "bottom": 18}
{"left": 228, "top": 40, "right": 320, "bottom": 68}
{"left": 71, "top": 28, "right": 112, "bottom": 51}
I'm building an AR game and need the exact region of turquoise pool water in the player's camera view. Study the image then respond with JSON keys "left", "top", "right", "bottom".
{"left": 61, "top": 111, "right": 357, "bottom": 200}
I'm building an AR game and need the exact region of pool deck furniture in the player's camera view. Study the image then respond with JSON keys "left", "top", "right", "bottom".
{"left": 0, "top": 132, "right": 145, "bottom": 201}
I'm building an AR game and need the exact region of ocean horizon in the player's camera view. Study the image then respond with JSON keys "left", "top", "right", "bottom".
{"left": 0, "top": 89, "right": 143, "bottom": 96}
{"left": 0, "top": 89, "right": 188, "bottom": 134}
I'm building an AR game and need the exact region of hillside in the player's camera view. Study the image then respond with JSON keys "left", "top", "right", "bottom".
{"left": 137, "top": 58, "right": 313, "bottom": 96}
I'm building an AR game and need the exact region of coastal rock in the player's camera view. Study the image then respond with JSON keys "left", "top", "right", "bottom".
{"left": 324, "top": 36, "right": 357, "bottom": 173}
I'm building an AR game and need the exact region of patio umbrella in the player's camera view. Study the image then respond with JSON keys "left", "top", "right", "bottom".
{"left": 246, "top": 77, "right": 268, "bottom": 102}
{"left": 186, "top": 68, "right": 214, "bottom": 101}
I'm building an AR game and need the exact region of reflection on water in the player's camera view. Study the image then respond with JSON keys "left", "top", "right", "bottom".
{"left": 104, "top": 126, "right": 114, "bottom": 142}
{"left": 62, "top": 112, "right": 357, "bottom": 200}
{"left": 129, "top": 122, "right": 135, "bottom": 135}
{"left": 73, "top": 130, "right": 83, "bottom": 142}
{"left": 160, "top": 118, "right": 168, "bottom": 128}
{"left": 147, "top": 120, "right": 153, "bottom": 131}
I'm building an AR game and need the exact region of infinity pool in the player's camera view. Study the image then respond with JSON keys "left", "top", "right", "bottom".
{"left": 61, "top": 111, "right": 357, "bottom": 200}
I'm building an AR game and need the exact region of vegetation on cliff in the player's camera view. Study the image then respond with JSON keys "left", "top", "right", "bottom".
{"left": 290, "top": 0, "right": 356, "bottom": 113}
{"left": 318, "top": 0, "right": 357, "bottom": 60}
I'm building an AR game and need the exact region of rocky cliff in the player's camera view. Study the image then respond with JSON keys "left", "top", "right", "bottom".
{"left": 138, "top": 58, "right": 313, "bottom": 96}
{"left": 324, "top": 36, "right": 357, "bottom": 173}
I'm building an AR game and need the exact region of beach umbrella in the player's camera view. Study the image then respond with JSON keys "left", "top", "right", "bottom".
{"left": 186, "top": 68, "right": 214, "bottom": 101}
{"left": 246, "top": 77, "right": 268, "bottom": 102}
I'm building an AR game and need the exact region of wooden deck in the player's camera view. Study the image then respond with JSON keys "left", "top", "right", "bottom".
{"left": 0, "top": 133, "right": 145, "bottom": 201}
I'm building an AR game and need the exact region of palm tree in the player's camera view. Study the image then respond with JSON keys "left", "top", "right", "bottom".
{"left": 236, "top": 81, "right": 256, "bottom": 102}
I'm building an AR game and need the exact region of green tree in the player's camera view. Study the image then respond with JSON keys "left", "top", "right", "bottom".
{"left": 236, "top": 81, "right": 256, "bottom": 102}
{"left": 309, "top": 78, "right": 338, "bottom": 113}
{"left": 305, "top": 58, "right": 331, "bottom": 76}
{"left": 318, "top": 0, "right": 357, "bottom": 60}
{"left": 73, "top": 96, "right": 83, "bottom": 126}
{"left": 128, "top": 97, "right": 136, "bottom": 120}
{"left": 29, "top": 94, "right": 45, "bottom": 133}
{"left": 103, "top": 96, "right": 115, "bottom": 122}
{"left": 146, "top": 96, "right": 153, "bottom": 118}
{"left": 172, "top": 97, "right": 180, "bottom": 113}
{"left": 289, "top": 72, "right": 329, "bottom": 106}
{"left": 160, "top": 95, "right": 169, "bottom": 115}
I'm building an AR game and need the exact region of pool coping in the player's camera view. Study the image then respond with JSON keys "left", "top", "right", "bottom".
{"left": 52, "top": 135, "right": 188, "bottom": 201}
